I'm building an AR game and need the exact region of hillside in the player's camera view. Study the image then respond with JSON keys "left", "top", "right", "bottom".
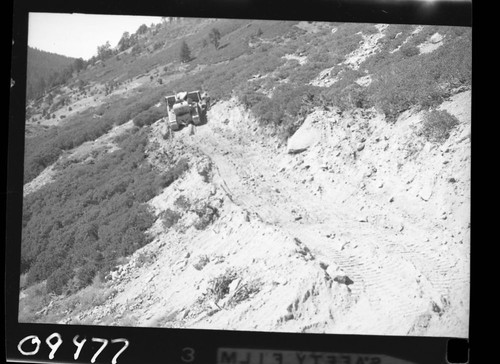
{"left": 26, "top": 47, "right": 77, "bottom": 100}
{"left": 19, "top": 18, "right": 471, "bottom": 338}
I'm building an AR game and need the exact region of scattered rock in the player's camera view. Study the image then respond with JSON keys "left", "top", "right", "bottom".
{"left": 283, "top": 312, "right": 294, "bottom": 321}
{"left": 274, "top": 277, "right": 288, "bottom": 286}
{"left": 196, "top": 157, "right": 213, "bottom": 182}
{"left": 286, "top": 116, "right": 322, "bottom": 154}
{"left": 333, "top": 275, "right": 354, "bottom": 286}
{"left": 193, "top": 255, "right": 210, "bottom": 270}
{"left": 244, "top": 211, "right": 250, "bottom": 222}
{"left": 365, "top": 166, "right": 377, "bottom": 177}
{"left": 228, "top": 278, "right": 241, "bottom": 294}
{"left": 356, "top": 143, "right": 365, "bottom": 152}
{"left": 431, "top": 301, "right": 443, "bottom": 316}
{"left": 419, "top": 184, "right": 433, "bottom": 201}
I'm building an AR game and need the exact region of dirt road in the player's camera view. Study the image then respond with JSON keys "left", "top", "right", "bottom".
{"left": 37, "top": 95, "right": 469, "bottom": 337}
{"left": 179, "top": 96, "right": 470, "bottom": 336}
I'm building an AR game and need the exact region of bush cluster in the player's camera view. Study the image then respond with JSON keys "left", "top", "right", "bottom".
{"left": 193, "top": 204, "right": 219, "bottom": 230}
{"left": 161, "top": 209, "right": 182, "bottom": 229}
{"left": 366, "top": 29, "right": 471, "bottom": 122}
{"left": 24, "top": 88, "right": 166, "bottom": 184}
{"left": 21, "top": 128, "right": 188, "bottom": 295}
{"left": 420, "top": 110, "right": 459, "bottom": 143}
{"left": 135, "top": 250, "right": 156, "bottom": 268}
{"left": 133, "top": 106, "right": 165, "bottom": 127}
{"left": 237, "top": 82, "right": 322, "bottom": 141}
{"left": 207, "top": 268, "right": 238, "bottom": 301}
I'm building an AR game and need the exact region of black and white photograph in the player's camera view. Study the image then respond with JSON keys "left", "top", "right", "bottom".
{"left": 17, "top": 11, "right": 471, "bottom": 339}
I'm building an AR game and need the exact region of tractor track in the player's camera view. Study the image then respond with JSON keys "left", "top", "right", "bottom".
{"left": 177, "top": 107, "right": 466, "bottom": 336}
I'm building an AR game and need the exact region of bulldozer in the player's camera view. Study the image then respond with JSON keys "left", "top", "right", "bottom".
{"left": 163, "top": 90, "right": 210, "bottom": 135}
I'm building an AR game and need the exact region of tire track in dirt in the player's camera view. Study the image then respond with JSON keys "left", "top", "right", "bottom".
{"left": 182, "top": 116, "right": 449, "bottom": 335}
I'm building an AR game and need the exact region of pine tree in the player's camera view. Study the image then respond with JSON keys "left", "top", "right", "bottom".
{"left": 180, "top": 40, "right": 192, "bottom": 63}
{"left": 209, "top": 28, "right": 221, "bottom": 50}
{"left": 136, "top": 24, "right": 148, "bottom": 35}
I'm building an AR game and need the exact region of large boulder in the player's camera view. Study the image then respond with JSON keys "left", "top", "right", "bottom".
{"left": 286, "top": 115, "right": 322, "bottom": 154}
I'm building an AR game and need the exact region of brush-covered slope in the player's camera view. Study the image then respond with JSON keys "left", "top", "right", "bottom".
{"left": 26, "top": 47, "right": 77, "bottom": 100}
{"left": 19, "top": 19, "right": 471, "bottom": 338}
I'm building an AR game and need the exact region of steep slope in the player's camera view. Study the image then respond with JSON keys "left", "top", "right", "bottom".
{"left": 37, "top": 90, "right": 469, "bottom": 337}
{"left": 19, "top": 20, "right": 470, "bottom": 338}
{"left": 26, "top": 47, "right": 76, "bottom": 100}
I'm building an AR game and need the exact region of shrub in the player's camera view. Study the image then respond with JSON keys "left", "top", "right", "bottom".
{"left": 400, "top": 45, "right": 420, "bottom": 58}
{"left": 153, "top": 41, "right": 163, "bottom": 51}
{"left": 420, "top": 110, "right": 459, "bottom": 143}
{"left": 133, "top": 106, "right": 165, "bottom": 127}
{"left": 193, "top": 255, "right": 210, "bottom": 270}
{"left": 163, "top": 157, "right": 190, "bottom": 186}
{"left": 174, "top": 195, "right": 191, "bottom": 211}
{"left": 368, "top": 65, "right": 443, "bottom": 122}
{"left": 227, "top": 278, "right": 262, "bottom": 307}
{"left": 18, "top": 282, "right": 50, "bottom": 322}
{"left": 180, "top": 40, "right": 192, "bottom": 63}
{"left": 135, "top": 250, "right": 156, "bottom": 268}
{"left": 238, "top": 90, "right": 269, "bottom": 110}
{"left": 72, "top": 281, "right": 115, "bottom": 313}
{"left": 161, "top": 208, "right": 182, "bottom": 229}
{"left": 209, "top": 28, "right": 222, "bottom": 50}
{"left": 131, "top": 44, "right": 142, "bottom": 56}
{"left": 76, "top": 264, "right": 98, "bottom": 288}
{"left": 207, "top": 268, "right": 238, "bottom": 301}
{"left": 46, "top": 265, "right": 72, "bottom": 295}
{"left": 319, "top": 78, "right": 369, "bottom": 112}
{"left": 193, "top": 204, "right": 219, "bottom": 230}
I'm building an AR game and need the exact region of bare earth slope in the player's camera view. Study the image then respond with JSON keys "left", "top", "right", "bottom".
{"left": 183, "top": 92, "right": 470, "bottom": 336}
{"left": 52, "top": 90, "right": 469, "bottom": 337}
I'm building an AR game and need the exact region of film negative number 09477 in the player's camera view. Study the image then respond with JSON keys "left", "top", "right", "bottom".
{"left": 17, "top": 332, "right": 129, "bottom": 363}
